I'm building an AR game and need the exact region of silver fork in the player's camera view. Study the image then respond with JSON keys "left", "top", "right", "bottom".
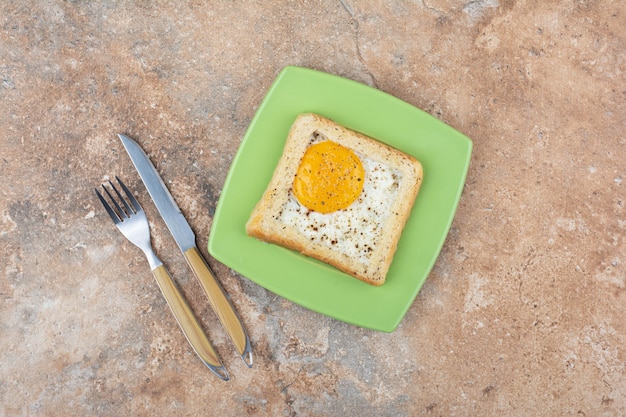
{"left": 95, "top": 176, "right": 229, "bottom": 380}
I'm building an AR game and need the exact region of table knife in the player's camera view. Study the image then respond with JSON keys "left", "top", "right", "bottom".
{"left": 119, "top": 133, "right": 253, "bottom": 368}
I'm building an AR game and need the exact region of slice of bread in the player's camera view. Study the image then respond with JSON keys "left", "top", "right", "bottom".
{"left": 246, "top": 113, "right": 423, "bottom": 286}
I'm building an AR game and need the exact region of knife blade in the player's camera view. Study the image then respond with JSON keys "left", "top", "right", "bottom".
{"left": 119, "top": 133, "right": 253, "bottom": 368}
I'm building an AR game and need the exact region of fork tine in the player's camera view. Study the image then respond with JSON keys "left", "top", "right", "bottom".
{"left": 95, "top": 187, "right": 122, "bottom": 224}
{"left": 116, "top": 176, "right": 143, "bottom": 214}
{"left": 102, "top": 182, "right": 129, "bottom": 220}
{"left": 109, "top": 177, "right": 135, "bottom": 217}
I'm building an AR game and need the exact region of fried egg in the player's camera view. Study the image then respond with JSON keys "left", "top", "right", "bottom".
{"left": 280, "top": 133, "right": 402, "bottom": 264}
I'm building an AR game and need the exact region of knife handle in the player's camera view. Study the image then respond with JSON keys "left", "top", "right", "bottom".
{"left": 151, "top": 264, "right": 229, "bottom": 380}
{"left": 183, "top": 247, "right": 253, "bottom": 367}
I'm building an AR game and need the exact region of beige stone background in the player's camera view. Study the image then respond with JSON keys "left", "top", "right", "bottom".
{"left": 1, "top": 1, "right": 624, "bottom": 416}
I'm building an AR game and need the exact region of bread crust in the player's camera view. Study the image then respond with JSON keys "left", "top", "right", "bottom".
{"left": 246, "top": 113, "right": 423, "bottom": 286}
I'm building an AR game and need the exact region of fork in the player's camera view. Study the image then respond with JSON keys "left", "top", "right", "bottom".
{"left": 95, "top": 176, "right": 229, "bottom": 380}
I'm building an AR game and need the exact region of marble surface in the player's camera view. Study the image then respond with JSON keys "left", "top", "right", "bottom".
{"left": 1, "top": 1, "right": 624, "bottom": 415}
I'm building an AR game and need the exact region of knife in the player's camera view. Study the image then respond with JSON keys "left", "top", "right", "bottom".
{"left": 119, "top": 133, "right": 253, "bottom": 368}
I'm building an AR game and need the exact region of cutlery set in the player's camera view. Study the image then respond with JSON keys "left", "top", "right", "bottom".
{"left": 96, "top": 134, "right": 251, "bottom": 381}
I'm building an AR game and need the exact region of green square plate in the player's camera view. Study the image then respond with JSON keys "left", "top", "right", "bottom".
{"left": 208, "top": 66, "right": 472, "bottom": 332}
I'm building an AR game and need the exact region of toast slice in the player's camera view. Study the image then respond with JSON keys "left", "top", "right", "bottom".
{"left": 246, "top": 113, "right": 423, "bottom": 286}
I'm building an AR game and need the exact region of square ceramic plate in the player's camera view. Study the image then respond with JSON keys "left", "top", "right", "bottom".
{"left": 208, "top": 66, "right": 472, "bottom": 332}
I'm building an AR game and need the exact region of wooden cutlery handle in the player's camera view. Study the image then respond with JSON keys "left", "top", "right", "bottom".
{"left": 183, "top": 247, "right": 252, "bottom": 367}
{"left": 151, "top": 265, "right": 228, "bottom": 379}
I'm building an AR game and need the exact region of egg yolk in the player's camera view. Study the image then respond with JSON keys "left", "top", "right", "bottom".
{"left": 293, "top": 140, "right": 365, "bottom": 213}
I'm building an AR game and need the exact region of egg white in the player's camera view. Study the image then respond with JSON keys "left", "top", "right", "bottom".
{"left": 280, "top": 152, "right": 402, "bottom": 265}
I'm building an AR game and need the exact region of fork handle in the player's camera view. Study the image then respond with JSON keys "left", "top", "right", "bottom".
{"left": 183, "top": 247, "right": 253, "bottom": 367}
{"left": 151, "top": 264, "right": 229, "bottom": 380}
